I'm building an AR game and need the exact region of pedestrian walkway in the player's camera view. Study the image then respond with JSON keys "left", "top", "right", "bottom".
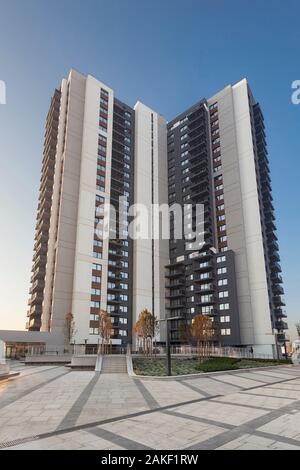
{"left": 0, "top": 363, "right": 300, "bottom": 449}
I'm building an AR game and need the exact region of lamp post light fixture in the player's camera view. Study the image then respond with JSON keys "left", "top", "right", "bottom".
{"left": 159, "top": 316, "right": 183, "bottom": 376}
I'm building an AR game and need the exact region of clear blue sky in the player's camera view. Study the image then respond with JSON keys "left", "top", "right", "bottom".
{"left": 0, "top": 0, "right": 299, "bottom": 339}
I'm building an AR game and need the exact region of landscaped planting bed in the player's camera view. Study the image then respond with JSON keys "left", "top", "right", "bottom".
{"left": 132, "top": 356, "right": 291, "bottom": 376}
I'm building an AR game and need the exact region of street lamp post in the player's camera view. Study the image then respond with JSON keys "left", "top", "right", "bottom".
{"left": 159, "top": 315, "right": 183, "bottom": 377}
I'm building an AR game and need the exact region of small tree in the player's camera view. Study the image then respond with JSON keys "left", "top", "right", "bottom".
{"left": 64, "top": 312, "right": 76, "bottom": 352}
{"left": 133, "top": 309, "right": 158, "bottom": 356}
{"left": 97, "top": 309, "right": 113, "bottom": 355}
{"left": 190, "top": 314, "right": 215, "bottom": 361}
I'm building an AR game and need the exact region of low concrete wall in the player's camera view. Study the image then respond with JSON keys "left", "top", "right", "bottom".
{"left": 24, "top": 355, "right": 71, "bottom": 365}
{"left": 68, "top": 355, "right": 97, "bottom": 370}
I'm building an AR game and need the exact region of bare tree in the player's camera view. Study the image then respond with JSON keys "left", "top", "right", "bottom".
{"left": 64, "top": 312, "right": 76, "bottom": 352}
{"left": 133, "top": 309, "right": 158, "bottom": 356}
{"left": 190, "top": 314, "right": 215, "bottom": 361}
{"left": 97, "top": 309, "right": 113, "bottom": 355}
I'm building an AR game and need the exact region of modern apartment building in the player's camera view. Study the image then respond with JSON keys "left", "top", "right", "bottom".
{"left": 166, "top": 79, "right": 287, "bottom": 356}
{"left": 27, "top": 70, "right": 287, "bottom": 356}
{"left": 27, "top": 69, "right": 168, "bottom": 351}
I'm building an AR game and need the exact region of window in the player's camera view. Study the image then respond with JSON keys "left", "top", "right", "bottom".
{"left": 219, "top": 225, "right": 226, "bottom": 232}
{"left": 216, "top": 194, "right": 224, "bottom": 201}
{"left": 95, "top": 228, "right": 103, "bottom": 238}
{"left": 96, "top": 184, "right": 105, "bottom": 192}
{"left": 181, "top": 158, "right": 189, "bottom": 166}
{"left": 101, "top": 88, "right": 109, "bottom": 97}
{"left": 213, "top": 146, "right": 221, "bottom": 154}
{"left": 200, "top": 272, "right": 210, "bottom": 279}
{"left": 100, "top": 106, "right": 108, "bottom": 115}
{"left": 99, "top": 134, "right": 107, "bottom": 144}
{"left": 180, "top": 133, "right": 188, "bottom": 141}
{"left": 215, "top": 184, "right": 224, "bottom": 191}
{"left": 221, "top": 328, "right": 231, "bottom": 336}
{"left": 90, "top": 314, "right": 99, "bottom": 321}
{"left": 220, "top": 303, "right": 230, "bottom": 310}
{"left": 90, "top": 301, "right": 100, "bottom": 308}
{"left": 218, "top": 278, "right": 228, "bottom": 287}
{"left": 217, "top": 214, "right": 226, "bottom": 222}
{"left": 216, "top": 203, "right": 225, "bottom": 212}
{"left": 214, "top": 165, "right": 222, "bottom": 173}
{"left": 92, "top": 263, "right": 102, "bottom": 271}
{"left": 99, "top": 116, "right": 108, "bottom": 124}
{"left": 96, "top": 174, "right": 105, "bottom": 182}
{"left": 201, "top": 306, "right": 213, "bottom": 314}
{"left": 220, "top": 315, "right": 230, "bottom": 323}
{"left": 218, "top": 236, "right": 227, "bottom": 243}
{"left": 119, "top": 330, "right": 127, "bottom": 337}
{"left": 210, "top": 102, "right": 218, "bottom": 110}
{"left": 96, "top": 195, "right": 105, "bottom": 203}
{"left": 92, "top": 276, "right": 101, "bottom": 283}
{"left": 98, "top": 144, "right": 106, "bottom": 153}
{"left": 91, "top": 288, "right": 101, "bottom": 296}
{"left": 98, "top": 155, "right": 106, "bottom": 162}
{"left": 100, "top": 97, "right": 108, "bottom": 106}
{"left": 181, "top": 142, "right": 188, "bottom": 149}
{"left": 119, "top": 318, "right": 128, "bottom": 324}
{"left": 219, "top": 291, "right": 229, "bottom": 298}
{"left": 89, "top": 328, "right": 99, "bottom": 335}
{"left": 217, "top": 267, "right": 227, "bottom": 275}
{"left": 93, "top": 240, "right": 103, "bottom": 247}
{"left": 93, "top": 251, "right": 102, "bottom": 259}
{"left": 97, "top": 164, "right": 106, "bottom": 172}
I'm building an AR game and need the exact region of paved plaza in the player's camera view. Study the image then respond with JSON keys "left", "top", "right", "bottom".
{"left": 1, "top": 362, "right": 300, "bottom": 450}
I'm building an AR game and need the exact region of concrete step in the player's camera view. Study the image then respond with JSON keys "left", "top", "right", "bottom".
{"left": 101, "top": 355, "right": 127, "bottom": 374}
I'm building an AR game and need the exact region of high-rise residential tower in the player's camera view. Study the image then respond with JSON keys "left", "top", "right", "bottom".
{"left": 27, "top": 69, "right": 168, "bottom": 350}
{"left": 27, "top": 71, "right": 287, "bottom": 356}
{"left": 166, "top": 79, "right": 287, "bottom": 356}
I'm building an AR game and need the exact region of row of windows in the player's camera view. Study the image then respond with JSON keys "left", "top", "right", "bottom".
{"left": 107, "top": 305, "right": 128, "bottom": 313}
{"left": 89, "top": 328, "right": 127, "bottom": 336}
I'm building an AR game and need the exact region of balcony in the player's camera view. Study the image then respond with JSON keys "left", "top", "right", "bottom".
{"left": 273, "top": 308, "right": 287, "bottom": 318}
{"left": 269, "top": 251, "right": 280, "bottom": 262}
{"left": 165, "top": 270, "right": 185, "bottom": 279}
{"left": 194, "top": 261, "right": 213, "bottom": 272}
{"left": 275, "top": 320, "right": 288, "bottom": 331}
{"left": 166, "top": 302, "right": 185, "bottom": 310}
{"left": 165, "top": 280, "right": 185, "bottom": 288}
{"left": 195, "top": 295, "right": 215, "bottom": 306}
{"left": 166, "top": 289, "right": 186, "bottom": 299}
{"left": 194, "top": 272, "right": 214, "bottom": 283}
{"left": 194, "top": 283, "right": 215, "bottom": 294}
{"left": 268, "top": 239, "right": 279, "bottom": 251}
{"left": 272, "top": 284, "right": 284, "bottom": 295}
{"left": 270, "top": 261, "right": 282, "bottom": 272}
{"left": 271, "top": 272, "right": 283, "bottom": 283}
{"left": 273, "top": 295, "right": 285, "bottom": 306}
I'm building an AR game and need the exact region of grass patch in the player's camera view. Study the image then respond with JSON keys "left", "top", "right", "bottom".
{"left": 132, "top": 356, "right": 291, "bottom": 376}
